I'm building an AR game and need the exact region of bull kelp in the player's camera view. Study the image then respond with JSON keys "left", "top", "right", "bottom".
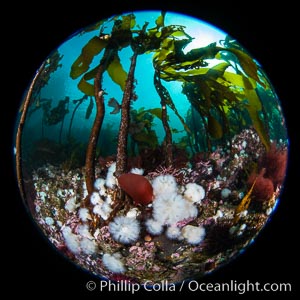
{"left": 14, "top": 11, "right": 288, "bottom": 285}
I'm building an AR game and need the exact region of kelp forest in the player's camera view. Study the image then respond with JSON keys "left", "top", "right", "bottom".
{"left": 15, "top": 11, "right": 288, "bottom": 284}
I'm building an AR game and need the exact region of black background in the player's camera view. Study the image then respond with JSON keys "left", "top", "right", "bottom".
{"left": 4, "top": 0, "right": 298, "bottom": 297}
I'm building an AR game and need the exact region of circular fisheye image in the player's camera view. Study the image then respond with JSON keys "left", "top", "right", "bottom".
{"left": 14, "top": 10, "right": 288, "bottom": 285}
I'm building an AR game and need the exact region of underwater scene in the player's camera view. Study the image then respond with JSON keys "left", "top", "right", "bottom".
{"left": 15, "top": 11, "right": 288, "bottom": 285}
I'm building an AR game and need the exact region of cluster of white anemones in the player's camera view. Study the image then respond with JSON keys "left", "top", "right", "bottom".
{"left": 106, "top": 174, "right": 207, "bottom": 246}
{"left": 62, "top": 167, "right": 207, "bottom": 276}
{"left": 145, "top": 174, "right": 206, "bottom": 245}
{"left": 62, "top": 164, "right": 121, "bottom": 256}
{"left": 62, "top": 225, "right": 97, "bottom": 255}
{"left": 87, "top": 165, "right": 119, "bottom": 221}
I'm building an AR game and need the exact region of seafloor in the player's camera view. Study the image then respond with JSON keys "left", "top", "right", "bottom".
{"left": 26, "top": 128, "right": 286, "bottom": 284}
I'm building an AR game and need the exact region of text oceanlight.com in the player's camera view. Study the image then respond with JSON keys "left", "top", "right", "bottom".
{"left": 86, "top": 280, "right": 292, "bottom": 294}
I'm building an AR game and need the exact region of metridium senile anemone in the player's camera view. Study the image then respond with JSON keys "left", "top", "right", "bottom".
{"left": 109, "top": 215, "right": 141, "bottom": 244}
{"left": 145, "top": 174, "right": 207, "bottom": 245}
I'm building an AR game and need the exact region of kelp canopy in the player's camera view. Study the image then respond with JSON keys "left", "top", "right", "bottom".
{"left": 68, "top": 12, "right": 273, "bottom": 194}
